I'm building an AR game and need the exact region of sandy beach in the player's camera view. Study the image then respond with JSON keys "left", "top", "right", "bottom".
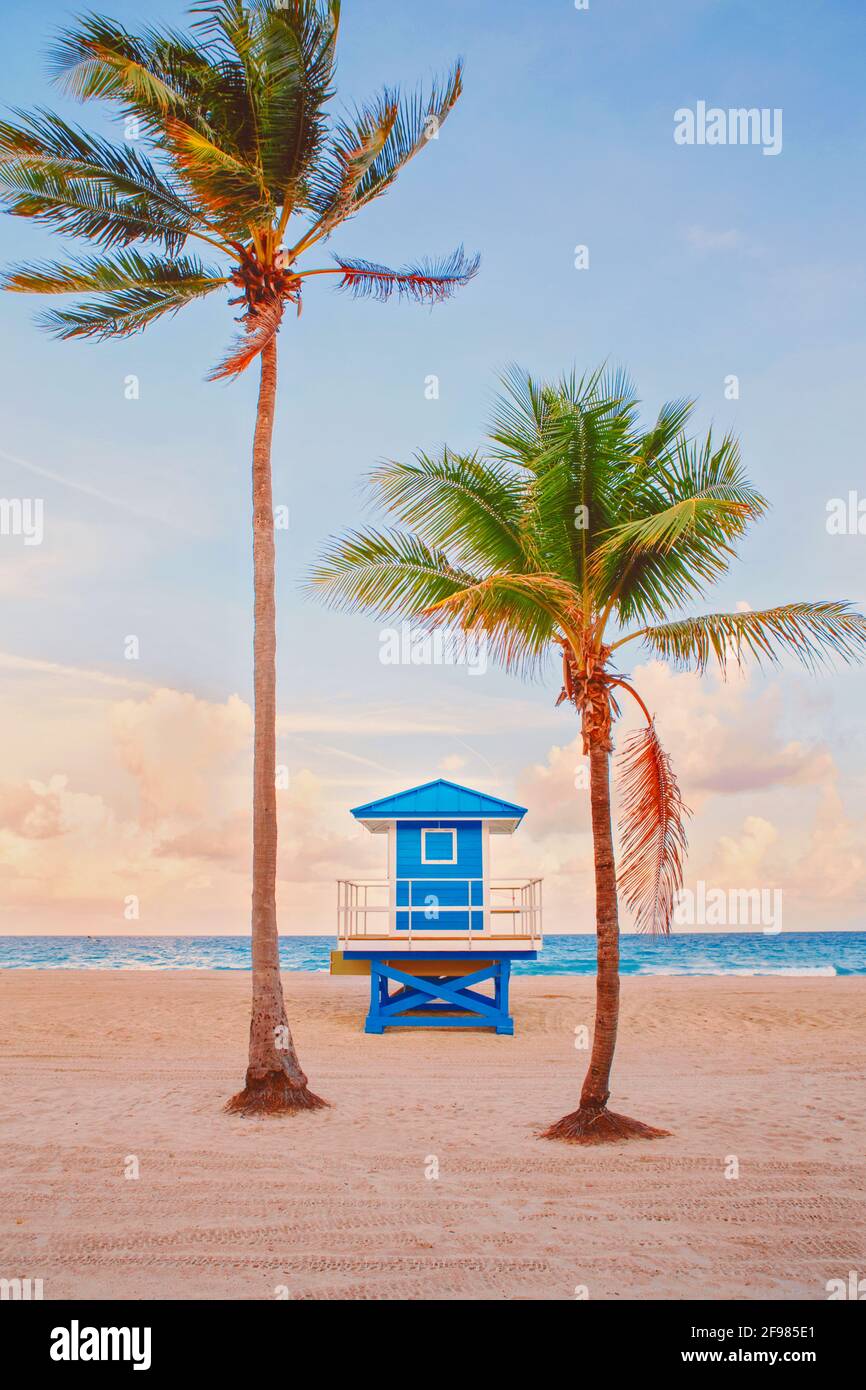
{"left": 1, "top": 969, "right": 864, "bottom": 1301}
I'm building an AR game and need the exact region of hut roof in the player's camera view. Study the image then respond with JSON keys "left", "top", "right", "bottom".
{"left": 350, "top": 779, "right": 527, "bottom": 833}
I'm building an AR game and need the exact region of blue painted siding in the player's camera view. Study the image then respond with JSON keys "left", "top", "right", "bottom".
{"left": 396, "top": 820, "right": 482, "bottom": 880}
{"left": 395, "top": 819, "right": 485, "bottom": 932}
{"left": 403, "top": 880, "right": 485, "bottom": 908}
{"left": 411, "top": 880, "right": 470, "bottom": 907}
{"left": 396, "top": 910, "right": 484, "bottom": 931}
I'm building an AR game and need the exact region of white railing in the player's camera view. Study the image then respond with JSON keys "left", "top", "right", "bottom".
{"left": 336, "top": 877, "right": 543, "bottom": 950}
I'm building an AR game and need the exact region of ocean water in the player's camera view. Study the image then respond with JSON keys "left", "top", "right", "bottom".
{"left": 0, "top": 932, "right": 864, "bottom": 976}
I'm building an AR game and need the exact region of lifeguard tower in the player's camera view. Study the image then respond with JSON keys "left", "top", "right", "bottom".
{"left": 331, "top": 779, "right": 543, "bottom": 1034}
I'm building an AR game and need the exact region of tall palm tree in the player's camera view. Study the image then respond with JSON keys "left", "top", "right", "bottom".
{"left": 0, "top": 0, "right": 478, "bottom": 1115}
{"left": 310, "top": 366, "right": 866, "bottom": 1142}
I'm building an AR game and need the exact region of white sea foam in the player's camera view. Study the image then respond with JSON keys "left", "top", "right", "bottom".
{"left": 635, "top": 964, "right": 837, "bottom": 977}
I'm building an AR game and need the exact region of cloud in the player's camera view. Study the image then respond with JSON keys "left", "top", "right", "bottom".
{"left": 439, "top": 754, "right": 467, "bottom": 772}
{"left": 684, "top": 224, "right": 744, "bottom": 252}
{"left": 110, "top": 688, "right": 252, "bottom": 826}
{"left": 626, "top": 661, "right": 834, "bottom": 798}
{"left": 0, "top": 779, "right": 65, "bottom": 839}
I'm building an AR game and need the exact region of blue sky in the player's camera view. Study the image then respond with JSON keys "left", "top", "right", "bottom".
{"left": 1, "top": 0, "right": 865, "bottom": 934}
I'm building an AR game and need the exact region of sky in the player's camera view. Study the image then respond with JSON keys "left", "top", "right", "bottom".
{"left": 1, "top": 0, "right": 865, "bottom": 936}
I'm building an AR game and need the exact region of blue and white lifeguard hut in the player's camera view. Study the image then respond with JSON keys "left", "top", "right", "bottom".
{"left": 331, "top": 779, "right": 543, "bottom": 1034}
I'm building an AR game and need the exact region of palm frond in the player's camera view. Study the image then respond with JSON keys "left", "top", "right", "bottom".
{"left": 630, "top": 602, "right": 866, "bottom": 674}
{"left": 488, "top": 365, "right": 560, "bottom": 466}
{"left": 0, "top": 165, "right": 197, "bottom": 256}
{"left": 3, "top": 247, "right": 223, "bottom": 293}
{"left": 306, "top": 62, "right": 462, "bottom": 230}
{"left": 49, "top": 15, "right": 222, "bottom": 138}
{"left": 423, "top": 571, "right": 576, "bottom": 678}
{"left": 208, "top": 296, "right": 284, "bottom": 380}
{"left": 308, "top": 526, "right": 478, "bottom": 616}
{"left": 632, "top": 397, "right": 695, "bottom": 473}
{"left": 617, "top": 721, "right": 689, "bottom": 936}
{"left": 251, "top": 0, "right": 341, "bottom": 205}
{"left": 0, "top": 109, "right": 210, "bottom": 252}
{"left": 594, "top": 433, "right": 768, "bottom": 626}
{"left": 303, "top": 94, "right": 398, "bottom": 234}
{"left": 515, "top": 373, "right": 638, "bottom": 588}
{"left": 11, "top": 249, "right": 225, "bottom": 339}
{"left": 334, "top": 246, "right": 479, "bottom": 304}
{"left": 368, "top": 449, "right": 534, "bottom": 573}
{"left": 310, "top": 522, "right": 568, "bottom": 680}
{"left": 162, "top": 117, "right": 273, "bottom": 227}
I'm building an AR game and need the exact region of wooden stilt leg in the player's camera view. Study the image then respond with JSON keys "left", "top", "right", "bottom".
{"left": 365, "top": 960, "right": 385, "bottom": 1034}
{"left": 495, "top": 959, "right": 513, "bottom": 1034}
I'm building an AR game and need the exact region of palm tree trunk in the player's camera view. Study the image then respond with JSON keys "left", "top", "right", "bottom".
{"left": 542, "top": 742, "right": 668, "bottom": 1144}
{"left": 579, "top": 742, "right": 621, "bottom": 1109}
{"left": 227, "top": 337, "right": 326, "bottom": 1116}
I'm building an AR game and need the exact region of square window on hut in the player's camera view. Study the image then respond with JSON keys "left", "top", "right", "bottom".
{"left": 421, "top": 828, "right": 457, "bottom": 864}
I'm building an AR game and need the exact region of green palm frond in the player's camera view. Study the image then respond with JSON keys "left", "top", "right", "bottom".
{"left": 0, "top": 109, "right": 191, "bottom": 211}
{"left": 309, "top": 526, "right": 478, "bottom": 616}
{"left": 594, "top": 433, "right": 768, "bottom": 625}
{"left": 523, "top": 376, "right": 638, "bottom": 589}
{"left": 3, "top": 247, "right": 223, "bottom": 294}
{"left": 0, "top": 165, "right": 197, "bottom": 256}
{"left": 49, "top": 15, "right": 223, "bottom": 139}
{"left": 631, "top": 397, "right": 695, "bottom": 473}
{"left": 252, "top": 0, "right": 340, "bottom": 207}
{"left": 624, "top": 602, "right": 866, "bottom": 674}
{"left": 7, "top": 249, "right": 225, "bottom": 338}
{"left": 303, "top": 94, "right": 399, "bottom": 234}
{"left": 0, "top": 109, "right": 214, "bottom": 253}
{"left": 488, "top": 365, "right": 561, "bottom": 466}
{"left": 368, "top": 449, "right": 533, "bottom": 573}
{"left": 487, "top": 370, "right": 637, "bottom": 587}
{"left": 310, "top": 523, "right": 572, "bottom": 680}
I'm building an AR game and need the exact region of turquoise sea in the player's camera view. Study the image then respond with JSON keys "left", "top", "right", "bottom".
{"left": 1, "top": 932, "right": 864, "bottom": 975}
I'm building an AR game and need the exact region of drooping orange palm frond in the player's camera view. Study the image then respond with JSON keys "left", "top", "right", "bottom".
{"left": 616, "top": 720, "right": 690, "bottom": 936}
{"left": 207, "top": 296, "right": 285, "bottom": 380}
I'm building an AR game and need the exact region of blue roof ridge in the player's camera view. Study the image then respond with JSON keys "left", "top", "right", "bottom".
{"left": 350, "top": 777, "right": 527, "bottom": 820}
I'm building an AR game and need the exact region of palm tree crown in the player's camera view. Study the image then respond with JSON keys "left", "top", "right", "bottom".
{"left": 0, "top": 0, "right": 478, "bottom": 372}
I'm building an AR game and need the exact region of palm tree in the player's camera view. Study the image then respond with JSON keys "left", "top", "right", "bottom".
{"left": 310, "top": 366, "right": 866, "bottom": 1142}
{"left": 0, "top": 1, "right": 478, "bottom": 1115}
